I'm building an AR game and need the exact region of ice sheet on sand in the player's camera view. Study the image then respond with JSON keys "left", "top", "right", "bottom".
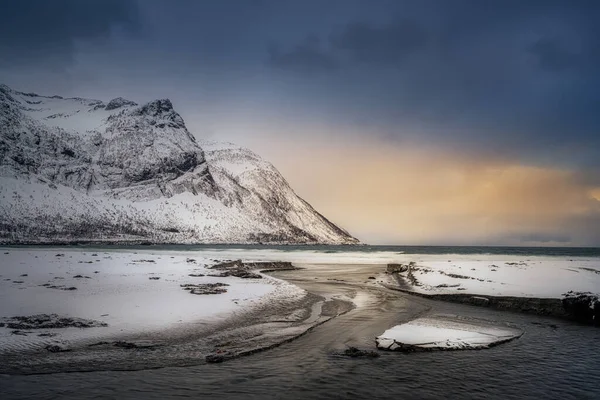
{"left": 395, "top": 260, "right": 600, "bottom": 298}
{"left": 0, "top": 249, "right": 304, "bottom": 353}
{"left": 376, "top": 316, "right": 522, "bottom": 351}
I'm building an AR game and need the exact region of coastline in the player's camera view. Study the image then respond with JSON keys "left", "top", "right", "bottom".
{"left": 380, "top": 266, "right": 599, "bottom": 325}
{"left": 1, "top": 246, "right": 599, "bottom": 375}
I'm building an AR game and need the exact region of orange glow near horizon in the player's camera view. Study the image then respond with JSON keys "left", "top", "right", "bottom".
{"left": 234, "top": 132, "right": 600, "bottom": 246}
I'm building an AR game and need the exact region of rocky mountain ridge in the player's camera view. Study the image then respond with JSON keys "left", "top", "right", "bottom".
{"left": 0, "top": 84, "right": 358, "bottom": 244}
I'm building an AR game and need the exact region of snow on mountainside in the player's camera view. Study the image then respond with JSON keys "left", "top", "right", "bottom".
{"left": 0, "top": 84, "right": 358, "bottom": 244}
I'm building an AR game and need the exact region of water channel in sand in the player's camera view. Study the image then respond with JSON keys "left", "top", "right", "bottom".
{"left": 2, "top": 262, "right": 600, "bottom": 399}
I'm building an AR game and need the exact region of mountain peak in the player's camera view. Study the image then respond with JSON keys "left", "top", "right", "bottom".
{"left": 105, "top": 97, "right": 138, "bottom": 111}
{"left": 0, "top": 86, "right": 358, "bottom": 245}
{"left": 133, "top": 99, "right": 174, "bottom": 116}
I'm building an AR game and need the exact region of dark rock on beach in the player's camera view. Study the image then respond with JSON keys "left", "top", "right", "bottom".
{"left": 562, "top": 291, "right": 599, "bottom": 325}
{"left": 181, "top": 283, "right": 229, "bottom": 295}
{"left": 206, "top": 351, "right": 235, "bottom": 363}
{"left": 47, "top": 285, "right": 78, "bottom": 291}
{"left": 208, "top": 259, "right": 263, "bottom": 279}
{"left": 113, "top": 341, "right": 139, "bottom": 349}
{"left": 386, "top": 263, "right": 409, "bottom": 273}
{"left": 37, "top": 332, "right": 58, "bottom": 337}
{"left": 340, "top": 347, "right": 380, "bottom": 358}
{"left": 2, "top": 314, "right": 108, "bottom": 329}
{"left": 45, "top": 345, "right": 71, "bottom": 353}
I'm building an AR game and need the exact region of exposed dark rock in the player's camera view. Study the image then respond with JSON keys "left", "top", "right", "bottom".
{"left": 148, "top": 276, "right": 160, "bottom": 280}
{"left": 45, "top": 344, "right": 71, "bottom": 353}
{"left": 579, "top": 267, "right": 600, "bottom": 275}
{"left": 340, "top": 347, "right": 380, "bottom": 358}
{"left": 37, "top": 332, "right": 58, "bottom": 337}
{"left": 11, "top": 330, "right": 31, "bottom": 336}
{"left": 210, "top": 260, "right": 243, "bottom": 269}
{"left": 2, "top": 314, "right": 107, "bottom": 329}
{"left": 445, "top": 273, "right": 471, "bottom": 279}
{"left": 105, "top": 97, "right": 137, "bottom": 110}
{"left": 181, "top": 283, "right": 229, "bottom": 295}
{"left": 470, "top": 296, "right": 490, "bottom": 306}
{"left": 55, "top": 254, "right": 64, "bottom": 257}
{"left": 206, "top": 351, "right": 235, "bottom": 363}
{"left": 186, "top": 258, "right": 196, "bottom": 263}
{"left": 113, "top": 341, "right": 138, "bottom": 349}
{"left": 12, "top": 280, "right": 24, "bottom": 284}
{"left": 47, "top": 285, "right": 78, "bottom": 291}
{"left": 208, "top": 260, "right": 263, "bottom": 279}
{"left": 368, "top": 276, "right": 376, "bottom": 280}
{"left": 88, "top": 341, "right": 111, "bottom": 347}
{"left": 386, "top": 263, "right": 408, "bottom": 273}
{"left": 562, "top": 291, "right": 599, "bottom": 325}
{"left": 188, "top": 273, "right": 205, "bottom": 277}
{"left": 113, "top": 341, "right": 161, "bottom": 349}
{"left": 19, "top": 274, "right": 28, "bottom": 277}
{"left": 73, "top": 275, "right": 91, "bottom": 279}
{"left": 249, "top": 261, "right": 298, "bottom": 273}
{"left": 132, "top": 259, "right": 155, "bottom": 263}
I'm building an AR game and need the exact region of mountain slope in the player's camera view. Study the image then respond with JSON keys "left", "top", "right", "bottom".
{"left": 0, "top": 85, "right": 358, "bottom": 244}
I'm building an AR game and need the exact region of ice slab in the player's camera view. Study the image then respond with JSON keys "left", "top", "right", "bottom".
{"left": 376, "top": 315, "right": 522, "bottom": 351}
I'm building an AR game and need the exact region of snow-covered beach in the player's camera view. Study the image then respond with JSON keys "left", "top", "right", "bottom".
{"left": 0, "top": 247, "right": 349, "bottom": 373}
{"left": 1, "top": 246, "right": 599, "bottom": 373}
{"left": 383, "top": 258, "right": 600, "bottom": 298}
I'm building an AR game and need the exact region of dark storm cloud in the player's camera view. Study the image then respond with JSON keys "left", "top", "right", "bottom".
{"left": 268, "top": 36, "right": 338, "bottom": 73}
{"left": 3, "top": 0, "right": 600, "bottom": 167}
{"left": 332, "top": 19, "right": 428, "bottom": 66}
{"left": 528, "top": 37, "right": 581, "bottom": 71}
{"left": 0, "top": 0, "right": 139, "bottom": 67}
{"left": 265, "top": 1, "right": 600, "bottom": 166}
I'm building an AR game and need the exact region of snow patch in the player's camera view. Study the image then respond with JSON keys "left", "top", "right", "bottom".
{"left": 376, "top": 316, "right": 522, "bottom": 351}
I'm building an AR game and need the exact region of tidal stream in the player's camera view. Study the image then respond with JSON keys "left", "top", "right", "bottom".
{"left": 2, "top": 263, "right": 600, "bottom": 399}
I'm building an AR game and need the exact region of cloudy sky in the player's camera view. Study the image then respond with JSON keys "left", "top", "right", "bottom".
{"left": 2, "top": 0, "right": 600, "bottom": 246}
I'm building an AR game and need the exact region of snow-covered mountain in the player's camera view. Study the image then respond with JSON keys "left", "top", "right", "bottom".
{"left": 0, "top": 84, "right": 358, "bottom": 244}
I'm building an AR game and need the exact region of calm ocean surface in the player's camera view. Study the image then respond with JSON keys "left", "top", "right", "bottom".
{"left": 6, "top": 244, "right": 600, "bottom": 257}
